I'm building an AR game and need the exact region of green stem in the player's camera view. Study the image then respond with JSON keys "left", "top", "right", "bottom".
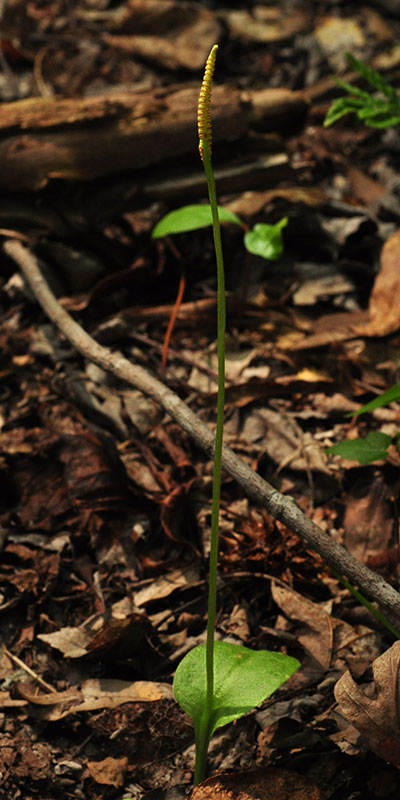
{"left": 194, "top": 711, "right": 213, "bottom": 785}
{"left": 194, "top": 138, "right": 226, "bottom": 785}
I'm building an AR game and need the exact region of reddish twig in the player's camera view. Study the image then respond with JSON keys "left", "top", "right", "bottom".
{"left": 162, "top": 270, "right": 186, "bottom": 373}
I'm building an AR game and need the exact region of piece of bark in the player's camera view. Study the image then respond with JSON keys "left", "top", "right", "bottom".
{"left": 0, "top": 85, "right": 307, "bottom": 191}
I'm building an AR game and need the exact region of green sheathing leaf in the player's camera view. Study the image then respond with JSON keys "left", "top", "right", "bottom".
{"left": 352, "top": 384, "right": 400, "bottom": 415}
{"left": 152, "top": 205, "right": 242, "bottom": 238}
{"left": 326, "top": 432, "right": 392, "bottom": 464}
{"left": 173, "top": 641, "right": 299, "bottom": 739}
{"left": 244, "top": 217, "right": 288, "bottom": 260}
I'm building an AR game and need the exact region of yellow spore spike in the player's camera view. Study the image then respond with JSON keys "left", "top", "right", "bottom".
{"left": 198, "top": 44, "right": 218, "bottom": 161}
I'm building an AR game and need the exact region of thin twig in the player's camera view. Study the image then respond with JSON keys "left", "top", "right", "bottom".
{"left": 4, "top": 238, "right": 400, "bottom": 623}
{"left": 4, "top": 647, "right": 57, "bottom": 692}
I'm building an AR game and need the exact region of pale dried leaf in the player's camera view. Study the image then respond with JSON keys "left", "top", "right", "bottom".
{"left": 223, "top": 8, "right": 308, "bottom": 44}
{"left": 38, "top": 626, "right": 89, "bottom": 658}
{"left": 37, "top": 603, "right": 149, "bottom": 658}
{"left": 134, "top": 566, "right": 201, "bottom": 607}
{"left": 103, "top": 1, "right": 220, "bottom": 71}
{"left": 17, "top": 678, "right": 173, "bottom": 720}
{"left": 241, "top": 408, "right": 330, "bottom": 473}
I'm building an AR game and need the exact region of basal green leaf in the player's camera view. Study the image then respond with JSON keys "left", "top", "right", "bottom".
{"left": 326, "top": 431, "right": 392, "bottom": 464}
{"left": 351, "top": 383, "right": 400, "bottom": 415}
{"left": 173, "top": 641, "right": 299, "bottom": 739}
{"left": 152, "top": 205, "right": 242, "bottom": 238}
{"left": 244, "top": 217, "right": 288, "bottom": 261}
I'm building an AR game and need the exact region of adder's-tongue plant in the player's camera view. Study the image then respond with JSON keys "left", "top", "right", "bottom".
{"left": 172, "top": 45, "right": 300, "bottom": 786}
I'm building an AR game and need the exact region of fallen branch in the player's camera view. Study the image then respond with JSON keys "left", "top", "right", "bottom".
{"left": 4, "top": 238, "right": 400, "bottom": 623}
{"left": 0, "top": 86, "right": 306, "bottom": 191}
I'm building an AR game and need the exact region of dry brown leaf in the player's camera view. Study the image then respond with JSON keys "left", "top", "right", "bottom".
{"left": 17, "top": 678, "right": 173, "bottom": 721}
{"left": 240, "top": 408, "right": 330, "bottom": 474}
{"left": 355, "top": 229, "right": 400, "bottom": 337}
{"left": 134, "top": 565, "right": 201, "bottom": 607}
{"left": 102, "top": 0, "right": 220, "bottom": 71}
{"left": 272, "top": 583, "right": 334, "bottom": 671}
{"left": 343, "top": 473, "right": 393, "bottom": 563}
{"left": 0, "top": 690, "right": 27, "bottom": 709}
{"left": 190, "top": 767, "right": 326, "bottom": 799}
{"left": 37, "top": 606, "right": 149, "bottom": 658}
{"left": 86, "top": 756, "right": 128, "bottom": 788}
{"left": 289, "top": 309, "right": 370, "bottom": 350}
{"left": 272, "top": 583, "right": 380, "bottom": 677}
{"left": 223, "top": 7, "right": 308, "bottom": 44}
{"left": 225, "top": 187, "right": 326, "bottom": 220}
{"left": 335, "top": 641, "right": 400, "bottom": 768}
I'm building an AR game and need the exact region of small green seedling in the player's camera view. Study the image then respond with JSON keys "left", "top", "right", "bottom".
{"left": 153, "top": 203, "right": 287, "bottom": 261}
{"left": 327, "top": 382, "right": 400, "bottom": 465}
{"left": 324, "top": 52, "right": 400, "bottom": 129}
{"left": 171, "top": 45, "right": 299, "bottom": 787}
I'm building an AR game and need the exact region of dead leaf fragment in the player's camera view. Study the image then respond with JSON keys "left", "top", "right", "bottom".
{"left": 190, "top": 767, "right": 326, "bottom": 799}
{"left": 335, "top": 641, "right": 400, "bottom": 768}
{"left": 343, "top": 473, "right": 393, "bottom": 563}
{"left": 134, "top": 565, "right": 201, "bottom": 607}
{"left": 223, "top": 7, "right": 308, "bottom": 44}
{"left": 314, "top": 17, "right": 365, "bottom": 68}
{"left": 86, "top": 755, "right": 128, "bottom": 787}
{"left": 103, "top": 0, "right": 220, "bottom": 70}
{"left": 240, "top": 408, "right": 329, "bottom": 474}
{"left": 272, "top": 583, "right": 333, "bottom": 671}
{"left": 17, "top": 677, "right": 173, "bottom": 721}
{"left": 0, "top": 690, "right": 27, "bottom": 709}
{"left": 272, "top": 583, "right": 380, "bottom": 677}
{"left": 37, "top": 606, "right": 150, "bottom": 659}
{"left": 356, "top": 230, "right": 400, "bottom": 337}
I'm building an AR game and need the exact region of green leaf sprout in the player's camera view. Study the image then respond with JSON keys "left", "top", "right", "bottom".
{"left": 324, "top": 53, "right": 400, "bottom": 129}
{"left": 244, "top": 218, "right": 288, "bottom": 260}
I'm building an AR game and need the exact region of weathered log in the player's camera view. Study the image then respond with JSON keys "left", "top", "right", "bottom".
{"left": 0, "top": 85, "right": 307, "bottom": 191}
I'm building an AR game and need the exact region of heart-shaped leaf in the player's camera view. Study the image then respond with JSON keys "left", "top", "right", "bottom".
{"left": 244, "top": 217, "right": 288, "bottom": 261}
{"left": 173, "top": 641, "right": 299, "bottom": 740}
{"left": 152, "top": 205, "right": 242, "bottom": 238}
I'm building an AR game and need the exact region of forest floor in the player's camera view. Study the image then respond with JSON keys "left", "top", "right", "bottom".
{"left": 2, "top": 1, "right": 400, "bottom": 799}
